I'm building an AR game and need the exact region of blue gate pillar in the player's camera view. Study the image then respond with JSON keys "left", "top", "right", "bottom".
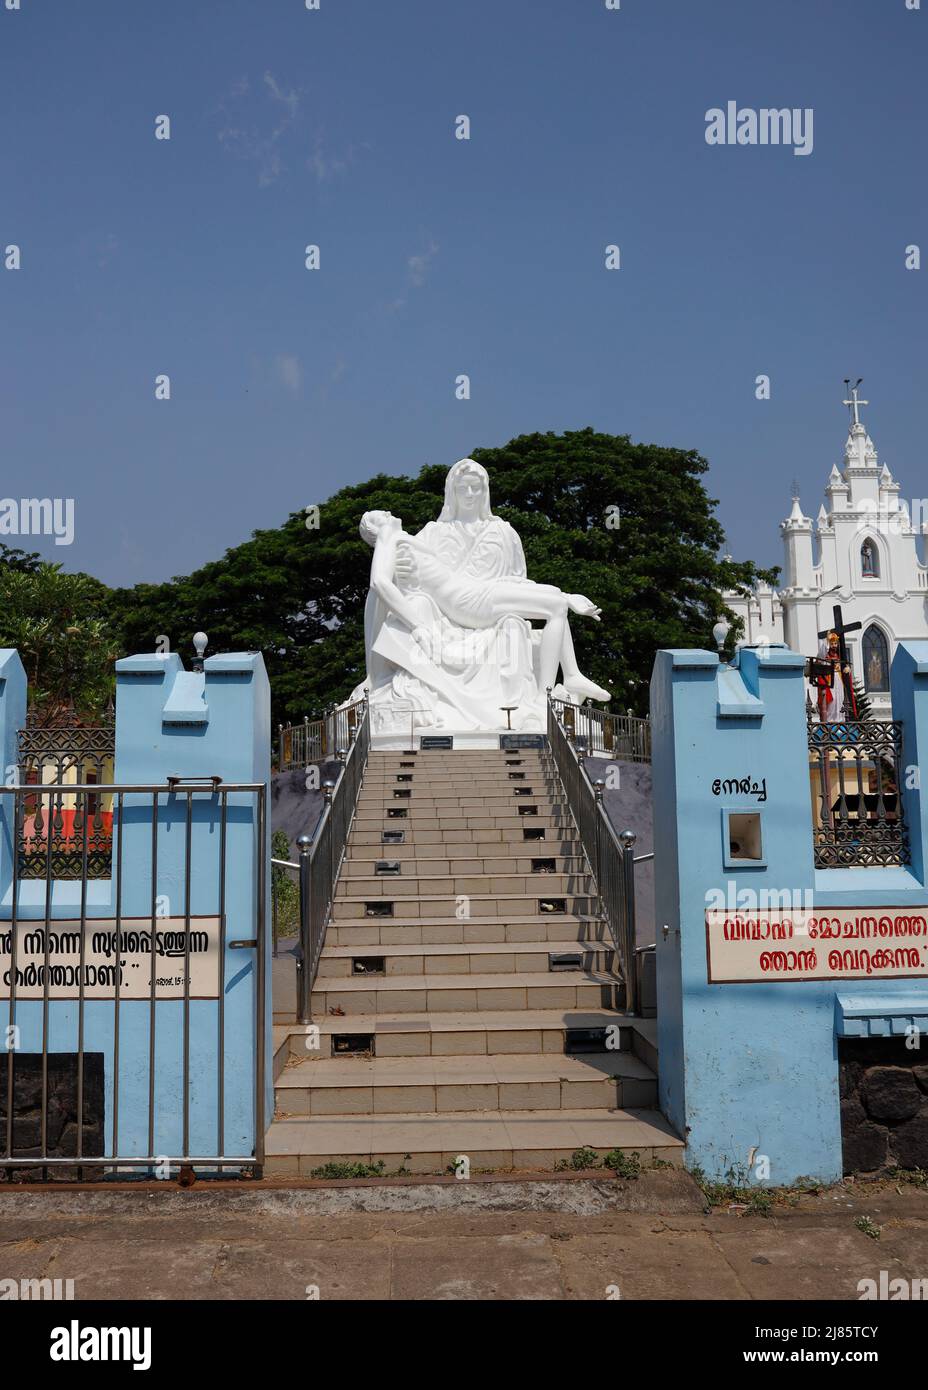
{"left": 650, "top": 642, "right": 928, "bottom": 1186}
{"left": 110, "top": 649, "right": 273, "bottom": 1162}
{"left": 0, "top": 650, "right": 27, "bottom": 898}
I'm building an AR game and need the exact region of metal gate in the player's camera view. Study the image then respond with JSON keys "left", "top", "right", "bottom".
{"left": 0, "top": 778, "right": 267, "bottom": 1179}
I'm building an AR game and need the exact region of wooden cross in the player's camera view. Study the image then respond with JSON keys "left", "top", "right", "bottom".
{"left": 819, "top": 604, "right": 861, "bottom": 673}
{"left": 843, "top": 379, "right": 868, "bottom": 429}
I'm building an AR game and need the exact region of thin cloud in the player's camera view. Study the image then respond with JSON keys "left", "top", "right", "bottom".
{"left": 389, "top": 238, "right": 439, "bottom": 311}
{"left": 275, "top": 354, "right": 302, "bottom": 396}
{"left": 217, "top": 71, "right": 302, "bottom": 187}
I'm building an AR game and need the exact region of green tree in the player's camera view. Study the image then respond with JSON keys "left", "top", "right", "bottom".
{"left": 0, "top": 563, "right": 119, "bottom": 721}
{"left": 104, "top": 429, "right": 776, "bottom": 722}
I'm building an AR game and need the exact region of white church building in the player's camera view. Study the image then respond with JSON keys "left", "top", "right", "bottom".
{"left": 724, "top": 389, "right": 928, "bottom": 718}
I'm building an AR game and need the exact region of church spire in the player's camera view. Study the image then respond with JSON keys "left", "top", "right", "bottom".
{"left": 842, "top": 379, "right": 878, "bottom": 474}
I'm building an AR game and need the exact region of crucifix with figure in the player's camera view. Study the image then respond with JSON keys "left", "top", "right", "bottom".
{"left": 816, "top": 603, "right": 861, "bottom": 721}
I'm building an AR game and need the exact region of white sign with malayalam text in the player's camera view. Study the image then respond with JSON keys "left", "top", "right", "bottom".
{"left": 706, "top": 908, "right": 928, "bottom": 984}
{"left": 0, "top": 917, "right": 222, "bottom": 1000}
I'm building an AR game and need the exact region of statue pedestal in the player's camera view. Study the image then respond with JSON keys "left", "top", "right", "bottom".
{"left": 371, "top": 724, "right": 530, "bottom": 751}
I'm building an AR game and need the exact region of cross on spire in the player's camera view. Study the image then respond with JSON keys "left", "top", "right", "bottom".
{"left": 843, "top": 378, "right": 868, "bottom": 429}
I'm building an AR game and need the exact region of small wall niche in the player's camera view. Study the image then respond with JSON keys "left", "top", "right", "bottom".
{"left": 723, "top": 809, "right": 765, "bottom": 867}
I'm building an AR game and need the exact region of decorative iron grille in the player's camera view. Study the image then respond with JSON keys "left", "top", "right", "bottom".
{"left": 17, "top": 717, "right": 116, "bottom": 879}
{"left": 808, "top": 717, "right": 909, "bottom": 868}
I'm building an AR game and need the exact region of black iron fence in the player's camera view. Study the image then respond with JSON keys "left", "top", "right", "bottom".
{"left": 0, "top": 780, "right": 267, "bottom": 1178}
{"left": 549, "top": 699, "right": 651, "bottom": 763}
{"left": 808, "top": 717, "right": 909, "bottom": 869}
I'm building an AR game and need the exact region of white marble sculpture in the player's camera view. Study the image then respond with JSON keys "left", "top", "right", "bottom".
{"left": 346, "top": 458, "right": 610, "bottom": 743}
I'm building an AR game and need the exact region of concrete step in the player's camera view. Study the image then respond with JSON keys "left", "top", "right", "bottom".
{"left": 316, "top": 938, "right": 616, "bottom": 978}
{"left": 310, "top": 968, "right": 622, "bottom": 1017}
{"left": 331, "top": 892, "right": 596, "bottom": 921}
{"left": 336, "top": 871, "right": 592, "bottom": 900}
{"left": 265, "top": 1106, "right": 684, "bottom": 1176}
{"left": 275, "top": 1049, "right": 657, "bottom": 1116}
{"left": 325, "top": 915, "right": 609, "bottom": 947}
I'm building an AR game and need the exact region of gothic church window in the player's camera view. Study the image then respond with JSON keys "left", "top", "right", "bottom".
{"left": 861, "top": 538, "right": 879, "bottom": 578}
{"left": 862, "top": 624, "right": 889, "bottom": 693}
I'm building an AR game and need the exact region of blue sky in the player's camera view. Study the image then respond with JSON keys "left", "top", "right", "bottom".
{"left": 1, "top": 0, "right": 925, "bottom": 586}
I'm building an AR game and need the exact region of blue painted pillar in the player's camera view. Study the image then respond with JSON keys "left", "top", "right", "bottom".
{"left": 113, "top": 650, "right": 272, "bottom": 1158}
{"left": 649, "top": 641, "right": 928, "bottom": 1185}
{"left": 889, "top": 641, "right": 928, "bottom": 883}
{"left": 0, "top": 650, "right": 27, "bottom": 898}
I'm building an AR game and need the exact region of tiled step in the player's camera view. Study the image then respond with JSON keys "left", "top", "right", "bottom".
{"left": 369, "top": 755, "right": 547, "bottom": 768}
{"left": 265, "top": 1107, "right": 684, "bottom": 1176}
{"left": 352, "top": 815, "right": 573, "bottom": 833}
{"left": 342, "top": 855, "right": 588, "bottom": 877}
{"left": 331, "top": 892, "right": 596, "bottom": 921}
{"left": 357, "top": 792, "right": 560, "bottom": 807}
{"left": 347, "top": 835, "right": 582, "bottom": 855}
{"left": 336, "top": 871, "right": 592, "bottom": 899}
{"left": 316, "top": 938, "right": 615, "bottom": 978}
{"left": 275, "top": 1050, "right": 657, "bottom": 1116}
{"left": 326, "top": 914, "right": 609, "bottom": 947}
{"left": 310, "top": 968, "right": 622, "bottom": 1016}
{"left": 276, "top": 1008, "right": 635, "bottom": 1057}
{"left": 364, "top": 771, "right": 549, "bottom": 785}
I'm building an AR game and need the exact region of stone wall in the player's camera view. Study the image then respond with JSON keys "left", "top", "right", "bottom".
{"left": 840, "top": 1038, "right": 928, "bottom": 1174}
{"left": 0, "top": 1053, "right": 104, "bottom": 1177}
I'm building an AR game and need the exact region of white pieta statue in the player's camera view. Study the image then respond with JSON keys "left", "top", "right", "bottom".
{"left": 344, "top": 458, "right": 610, "bottom": 743}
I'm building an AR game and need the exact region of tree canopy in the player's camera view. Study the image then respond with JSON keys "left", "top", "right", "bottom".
{"left": 0, "top": 554, "right": 118, "bottom": 722}
{"left": 98, "top": 428, "right": 776, "bottom": 724}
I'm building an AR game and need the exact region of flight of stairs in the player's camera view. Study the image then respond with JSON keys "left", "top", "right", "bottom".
{"left": 267, "top": 747, "right": 681, "bottom": 1176}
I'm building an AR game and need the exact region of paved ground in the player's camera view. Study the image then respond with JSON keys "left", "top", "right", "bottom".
{"left": 0, "top": 1170, "right": 924, "bottom": 1300}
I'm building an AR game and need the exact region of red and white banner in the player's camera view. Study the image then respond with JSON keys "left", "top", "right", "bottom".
{"left": 705, "top": 908, "right": 928, "bottom": 983}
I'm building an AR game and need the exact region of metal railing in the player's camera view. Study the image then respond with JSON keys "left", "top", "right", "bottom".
{"left": 0, "top": 779, "right": 267, "bottom": 1177}
{"left": 808, "top": 716, "right": 909, "bottom": 868}
{"left": 294, "top": 702, "right": 370, "bottom": 1022}
{"left": 277, "top": 698, "right": 367, "bottom": 772}
{"left": 550, "top": 698, "right": 650, "bottom": 763}
{"left": 546, "top": 697, "right": 640, "bottom": 1014}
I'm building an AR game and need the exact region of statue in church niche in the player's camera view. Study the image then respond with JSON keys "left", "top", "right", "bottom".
{"left": 351, "top": 458, "right": 611, "bottom": 737}
{"left": 861, "top": 538, "right": 878, "bottom": 578}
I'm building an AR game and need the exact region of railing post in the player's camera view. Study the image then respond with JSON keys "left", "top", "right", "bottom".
{"left": 619, "top": 829, "right": 639, "bottom": 1015}
{"left": 297, "top": 833, "right": 312, "bottom": 1023}
{"left": 592, "top": 778, "right": 605, "bottom": 917}
{"left": 322, "top": 777, "right": 336, "bottom": 918}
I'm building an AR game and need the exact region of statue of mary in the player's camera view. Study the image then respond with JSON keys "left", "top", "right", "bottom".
{"left": 347, "top": 458, "right": 610, "bottom": 742}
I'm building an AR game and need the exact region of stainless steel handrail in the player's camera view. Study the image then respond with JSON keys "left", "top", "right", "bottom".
{"left": 545, "top": 696, "right": 640, "bottom": 1015}
{"left": 295, "top": 701, "right": 370, "bottom": 1022}
{"left": 277, "top": 697, "right": 368, "bottom": 772}
{"left": 549, "top": 698, "right": 651, "bottom": 763}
